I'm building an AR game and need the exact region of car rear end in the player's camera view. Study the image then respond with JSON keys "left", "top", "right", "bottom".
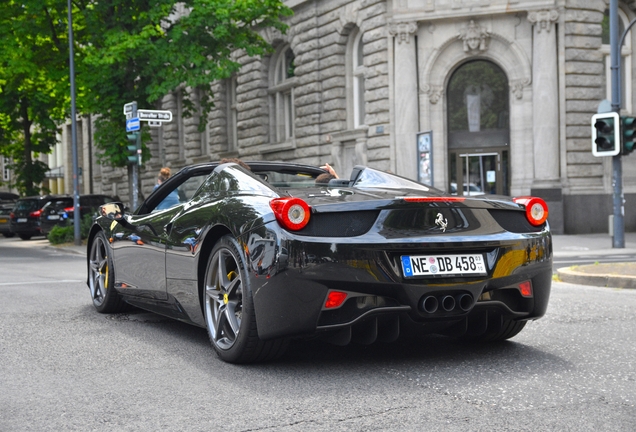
{"left": 0, "top": 204, "right": 15, "bottom": 237}
{"left": 10, "top": 197, "right": 50, "bottom": 240}
{"left": 40, "top": 197, "right": 73, "bottom": 236}
{"left": 245, "top": 188, "right": 552, "bottom": 344}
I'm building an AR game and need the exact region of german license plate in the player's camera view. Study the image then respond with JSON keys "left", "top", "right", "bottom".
{"left": 401, "top": 254, "right": 486, "bottom": 277}
{"left": 17, "top": 218, "right": 27, "bottom": 223}
{"left": 47, "top": 215, "right": 60, "bottom": 220}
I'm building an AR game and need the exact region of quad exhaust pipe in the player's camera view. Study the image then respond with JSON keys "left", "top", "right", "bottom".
{"left": 420, "top": 293, "right": 474, "bottom": 314}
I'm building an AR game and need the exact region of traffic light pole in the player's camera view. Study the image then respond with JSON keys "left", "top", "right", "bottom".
{"left": 609, "top": 0, "right": 625, "bottom": 248}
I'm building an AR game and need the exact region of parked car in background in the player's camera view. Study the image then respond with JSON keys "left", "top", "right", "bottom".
{"left": 0, "top": 204, "right": 15, "bottom": 237}
{"left": 0, "top": 193, "right": 19, "bottom": 238}
{"left": 450, "top": 182, "right": 486, "bottom": 196}
{"left": 0, "top": 192, "right": 19, "bottom": 202}
{"left": 40, "top": 194, "right": 116, "bottom": 236}
{"left": 9, "top": 196, "right": 60, "bottom": 240}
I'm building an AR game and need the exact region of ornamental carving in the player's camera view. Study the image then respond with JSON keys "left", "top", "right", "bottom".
{"left": 458, "top": 20, "right": 490, "bottom": 53}
{"left": 527, "top": 10, "right": 559, "bottom": 33}
{"left": 510, "top": 78, "right": 531, "bottom": 100}
{"left": 388, "top": 21, "right": 418, "bottom": 44}
{"left": 422, "top": 85, "right": 444, "bottom": 104}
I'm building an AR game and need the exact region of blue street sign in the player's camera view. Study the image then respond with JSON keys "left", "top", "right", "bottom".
{"left": 126, "top": 117, "right": 140, "bottom": 132}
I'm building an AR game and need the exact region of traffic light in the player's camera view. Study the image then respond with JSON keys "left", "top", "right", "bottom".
{"left": 621, "top": 116, "right": 636, "bottom": 155}
{"left": 591, "top": 112, "right": 620, "bottom": 157}
{"left": 126, "top": 132, "right": 139, "bottom": 164}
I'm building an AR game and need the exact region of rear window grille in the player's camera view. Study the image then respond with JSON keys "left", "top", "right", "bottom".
{"left": 294, "top": 211, "right": 379, "bottom": 237}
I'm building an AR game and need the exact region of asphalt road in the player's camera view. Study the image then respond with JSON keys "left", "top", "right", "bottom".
{"left": 1, "top": 236, "right": 635, "bottom": 431}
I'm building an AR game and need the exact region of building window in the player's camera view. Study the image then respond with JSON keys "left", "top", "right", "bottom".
{"left": 227, "top": 76, "right": 238, "bottom": 151}
{"left": 198, "top": 88, "right": 210, "bottom": 155}
{"left": 270, "top": 46, "right": 296, "bottom": 143}
{"left": 346, "top": 29, "right": 366, "bottom": 129}
{"left": 176, "top": 90, "right": 185, "bottom": 160}
{"left": 352, "top": 31, "right": 365, "bottom": 128}
{"left": 447, "top": 60, "right": 510, "bottom": 197}
{"left": 601, "top": 8, "right": 632, "bottom": 112}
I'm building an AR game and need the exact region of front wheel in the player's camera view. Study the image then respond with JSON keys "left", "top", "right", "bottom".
{"left": 88, "top": 231, "right": 127, "bottom": 313}
{"left": 18, "top": 234, "right": 31, "bottom": 240}
{"left": 203, "top": 235, "right": 287, "bottom": 363}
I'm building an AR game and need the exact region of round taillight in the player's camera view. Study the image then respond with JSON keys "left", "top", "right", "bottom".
{"left": 269, "top": 197, "right": 310, "bottom": 231}
{"left": 513, "top": 197, "right": 549, "bottom": 226}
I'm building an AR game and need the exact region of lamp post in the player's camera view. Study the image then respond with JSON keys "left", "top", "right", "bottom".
{"left": 67, "top": 0, "right": 81, "bottom": 246}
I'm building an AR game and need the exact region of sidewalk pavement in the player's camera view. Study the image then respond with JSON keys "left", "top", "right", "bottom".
{"left": 47, "top": 232, "right": 636, "bottom": 289}
{"left": 552, "top": 232, "right": 636, "bottom": 289}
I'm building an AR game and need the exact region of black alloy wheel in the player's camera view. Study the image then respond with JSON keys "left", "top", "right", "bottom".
{"left": 88, "top": 231, "right": 127, "bottom": 313}
{"left": 203, "top": 235, "right": 287, "bottom": 363}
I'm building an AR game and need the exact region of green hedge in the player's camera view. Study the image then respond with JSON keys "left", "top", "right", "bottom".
{"left": 47, "top": 214, "right": 94, "bottom": 245}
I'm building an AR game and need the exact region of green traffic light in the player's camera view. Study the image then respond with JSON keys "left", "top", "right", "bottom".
{"left": 621, "top": 116, "right": 636, "bottom": 155}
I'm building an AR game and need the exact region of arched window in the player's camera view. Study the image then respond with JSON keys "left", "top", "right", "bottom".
{"left": 226, "top": 76, "right": 238, "bottom": 151}
{"left": 347, "top": 29, "right": 366, "bottom": 129}
{"left": 353, "top": 31, "right": 365, "bottom": 128}
{"left": 601, "top": 8, "right": 632, "bottom": 112}
{"left": 269, "top": 46, "right": 296, "bottom": 142}
{"left": 447, "top": 60, "right": 510, "bottom": 196}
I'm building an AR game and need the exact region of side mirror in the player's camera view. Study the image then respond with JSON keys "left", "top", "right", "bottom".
{"left": 99, "top": 202, "right": 125, "bottom": 221}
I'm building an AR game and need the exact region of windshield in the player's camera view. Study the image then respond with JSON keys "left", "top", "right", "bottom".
{"left": 352, "top": 167, "right": 431, "bottom": 192}
{"left": 194, "top": 164, "right": 277, "bottom": 200}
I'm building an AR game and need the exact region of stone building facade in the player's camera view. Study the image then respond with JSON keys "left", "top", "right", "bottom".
{"left": 50, "top": 0, "right": 636, "bottom": 234}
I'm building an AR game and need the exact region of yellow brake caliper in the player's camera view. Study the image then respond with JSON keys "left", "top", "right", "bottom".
{"left": 224, "top": 270, "right": 238, "bottom": 304}
{"left": 104, "top": 260, "right": 109, "bottom": 290}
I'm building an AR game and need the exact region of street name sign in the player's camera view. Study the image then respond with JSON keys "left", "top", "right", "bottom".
{"left": 123, "top": 102, "right": 135, "bottom": 115}
{"left": 138, "top": 109, "right": 172, "bottom": 122}
{"left": 126, "top": 117, "right": 140, "bottom": 132}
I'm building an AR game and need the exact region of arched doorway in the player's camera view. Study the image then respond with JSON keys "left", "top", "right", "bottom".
{"left": 447, "top": 60, "right": 510, "bottom": 196}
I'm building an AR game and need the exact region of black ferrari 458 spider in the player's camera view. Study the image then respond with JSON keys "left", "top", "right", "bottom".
{"left": 87, "top": 161, "right": 552, "bottom": 363}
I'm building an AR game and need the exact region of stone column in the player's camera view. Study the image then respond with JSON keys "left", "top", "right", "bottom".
{"left": 528, "top": 9, "right": 564, "bottom": 233}
{"left": 528, "top": 10, "right": 560, "bottom": 184}
{"left": 389, "top": 21, "right": 419, "bottom": 179}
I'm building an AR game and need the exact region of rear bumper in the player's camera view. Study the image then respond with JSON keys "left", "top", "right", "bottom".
{"left": 10, "top": 221, "right": 42, "bottom": 236}
{"left": 243, "top": 227, "right": 552, "bottom": 340}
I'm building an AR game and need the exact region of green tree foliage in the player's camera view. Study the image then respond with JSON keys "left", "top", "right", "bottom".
{"left": 0, "top": 0, "right": 71, "bottom": 195}
{"left": 76, "top": 0, "right": 292, "bottom": 167}
{"left": 0, "top": 0, "right": 292, "bottom": 191}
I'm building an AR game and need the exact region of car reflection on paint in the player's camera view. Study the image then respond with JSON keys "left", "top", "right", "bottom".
{"left": 86, "top": 161, "right": 552, "bottom": 364}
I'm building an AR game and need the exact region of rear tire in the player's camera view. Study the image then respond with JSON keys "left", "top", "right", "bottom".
{"left": 203, "top": 235, "right": 288, "bottom": 363}
{"left": 88, "top": 231, "right": 128, "bottom": 313}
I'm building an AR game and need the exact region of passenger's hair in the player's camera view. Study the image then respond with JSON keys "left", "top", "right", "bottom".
{"left": 220, "top": 158, "right": 251, "bottom": 171}
{"left": 158, "top": 167, "right": 171, "bottom": 182}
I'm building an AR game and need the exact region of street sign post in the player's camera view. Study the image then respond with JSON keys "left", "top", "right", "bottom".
{"left": 122, "top": 103, "right": 172, "bottom": 210}
{"left": 126, "top": 117, "right": 140, "bottom": 132}
{"left": 138, "top": 109, "right": 172, "bottom": 122}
